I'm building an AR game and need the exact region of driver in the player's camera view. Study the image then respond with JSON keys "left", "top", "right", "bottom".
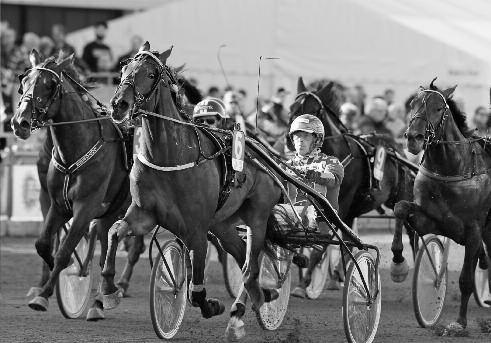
{"left": 283, "top": 114, "right": 344, "bottom": 298}
{"left": 192, "top": 97, "right": 229, "bottom": 129}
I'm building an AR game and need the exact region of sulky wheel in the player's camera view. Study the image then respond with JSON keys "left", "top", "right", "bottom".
{"left": 222, "top": 252, "right": 243, "bottom": 299}
{"left": 256, "top": 245, "right": 292, "bottom": 330}
{"left": 150, "top": 239, "right": 187, "bottom": 339}
{"left": 412, "top": 235, "right": 447, "bottom": 327}
{"left": 303, "top": 247, "right": 330, "bottom": 299}
{"left": 473, "top": 256, "right": 490, "bottom": 308}
{"left": 55, "top": 221, "right": 93, "bottom": 319}
{"left": 343, "top": 250, "right": 381, "bottom": 343}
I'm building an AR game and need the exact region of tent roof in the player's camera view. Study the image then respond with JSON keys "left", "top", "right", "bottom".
{"left": 353, "top": 0, "right": 491, "bottom": 63}
{"left": 2, "top": 0, "right": 167, "bottom": 10}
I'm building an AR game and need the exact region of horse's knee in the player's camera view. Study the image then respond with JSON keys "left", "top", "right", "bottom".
{"left": 394, "top": 201, "right": 412, "bottom": 220}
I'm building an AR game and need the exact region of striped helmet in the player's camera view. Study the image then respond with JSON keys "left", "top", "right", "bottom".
{"left": 193, "top": 98, "right": 229, "bottom": 119}
{"left": 290, "top": 114, "right": 324, "bottom": 140}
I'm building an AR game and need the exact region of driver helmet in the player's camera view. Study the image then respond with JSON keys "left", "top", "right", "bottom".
{"left": 289, "top": 114, "right": 325, "bottom": 148}
{"left": 193, "top": 97, "right": 229, "bottom": 119}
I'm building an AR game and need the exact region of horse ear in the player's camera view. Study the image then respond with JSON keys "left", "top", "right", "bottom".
{"left": 316, "top": 81, "right": 334, "bottom": 104}
{"left": 442, "top": 85, "right": 457, "bottom": 99}
{"left": 57, "top": 53, "right": 75, "bottom": 70}
{"left": 429, "top": 77, "right": 438, "bottom": 90}
{"left": 29, "top": 49, "right": 41, "bottom": 67}
{"left": 139, "top": 41, "right": 150, "bottom": 52}
{"left": 174, "top": 63, "right": 186, "bottom": 73}
{"left": 297, "top": 77, "right": 307, "bottom": 94}
{"left": 159, "top": 45, "right": 173, "bottom": 64}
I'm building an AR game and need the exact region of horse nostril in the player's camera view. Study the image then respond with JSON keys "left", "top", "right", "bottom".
{"left": 20, "top": 120, "right": 30, "bottom": 131}
{"left": 118, "top": 100, "right": 129, "bottom": 112}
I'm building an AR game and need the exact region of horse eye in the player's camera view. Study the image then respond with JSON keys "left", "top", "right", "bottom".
{"left": 148, "top": 73, "right": 156, "bottom": 79}
{"left": 36, "top": 96, "right": 42, "bottom": 103}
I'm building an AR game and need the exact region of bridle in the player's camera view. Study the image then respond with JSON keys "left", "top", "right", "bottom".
{"left": 17, "top": 66, "right": 109, "bottom": 131}
{"left": 294, "top": 91, "right": 349, "bottom": 133}
{"left": 118, "top": 50, "right": 179, "bottom": 119}
{"left": 407, "top": 89, "right": 450, "bottom": 148}
{"left": 18, "top": 67, "right": 63, "bottom": 129}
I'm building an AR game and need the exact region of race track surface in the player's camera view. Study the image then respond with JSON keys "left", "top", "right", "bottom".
{"left": 1, "top": 233, "right": 490, "bottom": 343}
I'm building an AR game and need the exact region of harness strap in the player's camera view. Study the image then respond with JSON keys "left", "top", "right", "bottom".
{"left": 419, "top": 165, "right": 490, "bottom": 182}
{"left": 137, "top": 153, "right": 197, "bottom": 171}
{"left": 52, "top": 139, "right": 104, "bottom": 212}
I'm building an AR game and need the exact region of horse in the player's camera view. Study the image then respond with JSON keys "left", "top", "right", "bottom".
{"left": 11, "top": 50, "right": 131, "bottom": 321}
{"left": 289, "top": 77, "right": 417, "bottom": 293}
{"left": 394, "top": 79, "right": 491, "bottom": 332}
{"left": 101, "top": 42, "right": 282, "bottom": 340}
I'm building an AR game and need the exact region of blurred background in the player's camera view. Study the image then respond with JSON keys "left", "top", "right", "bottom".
{"left": 1, "top": 0, "right": 490, "bottom": 235}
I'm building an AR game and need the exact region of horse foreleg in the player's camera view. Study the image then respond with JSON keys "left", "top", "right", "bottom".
{"left": 116, "top": 235, "right": 145, "bottom": 296}
{"left": 34, "top": 206, "right": 69, "bottom": 271}
{"left": 28, "top": 211, "right": 92, "bottom": 312}
{"left": 390, "top": 218, "right": 409, "bottom": 283}
{"left": 101, "top": 202, "right": 155, "bottom": 309}
{"left": 189, "top": 232, "right": 225, "bottom": 319}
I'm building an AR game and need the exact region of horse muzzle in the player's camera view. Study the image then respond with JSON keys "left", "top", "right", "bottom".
{"left": 405, "top": 133, "right": 424, "bottom": 155}
{"left": 11, "top": 114, "right": 32, "bottom": 140}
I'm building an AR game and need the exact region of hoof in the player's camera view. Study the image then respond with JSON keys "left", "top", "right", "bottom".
{"left": 437, "top": 322, "right": 468, "bottom": 337}
{"left": 225, "top": 317, "right": 245, "bottom": 342}
{"left": 116, "top": 282, "right": 129, "bottom": 298}
{"left": 390, "top": 260, "right": 409, "bottom": 283}
{"left": 86, "top": 306, "right": 105, "bottom": 321}
{"left": 291, "top": 286, "right": 306, "bottom": 298}
{"left": 102, "top": 290, "right": 123, "bottom": 310}
{"left": 485, "top": 300, "right": 491, "bottom": 306}
{"left": 205, "top": 298, "right": 225, "bottom": 318}
{"left": 26, "top": 287, "right": 42, "bottom": 298}
{"left": 326, "top": 279, "right": 341, "bottom": 290}
{"left": 28, "top": 296, "right": 48, "bottom": 311}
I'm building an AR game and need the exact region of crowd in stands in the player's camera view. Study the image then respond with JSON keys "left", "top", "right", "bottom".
{"left": 1, "top": 20, "right": 490, "bottom": 158}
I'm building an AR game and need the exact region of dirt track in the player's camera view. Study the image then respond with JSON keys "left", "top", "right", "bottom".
{"left": 1, "top": 235, "right": 490, "bottom": 343}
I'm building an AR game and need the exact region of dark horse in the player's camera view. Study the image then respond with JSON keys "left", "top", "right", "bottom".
{"left": 11, "top": 50, "right": 131, "bottom": 320}
{"left": 395, "top": 79, "right": 491, "bottom": 332}
{"left": 102, "top": 42, "right": 281, "bottom": 340}
{"left": 289, "top": 78, "right": 417, "bottom": 293}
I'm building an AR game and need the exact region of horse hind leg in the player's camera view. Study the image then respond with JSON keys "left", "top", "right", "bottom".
{"left": 116, "top": 235, "right": 145, "bottom": 297}
{"left": 481, "top": 218, "right": 491, "bottom": 305}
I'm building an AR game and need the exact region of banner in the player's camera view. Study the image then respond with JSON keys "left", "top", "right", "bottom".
{"left": 10, "top": 164, "right": 43, "bottom": 221}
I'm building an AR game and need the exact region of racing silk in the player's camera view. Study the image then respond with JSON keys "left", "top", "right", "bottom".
{"left": 285, "top": 149, "right": 344, "bottom": 211}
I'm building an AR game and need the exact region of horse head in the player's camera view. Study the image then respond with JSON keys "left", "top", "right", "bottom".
{"left": 11, "top": 49, "right": 74, "bottom": 139}
{"left": 110, "top": 41, "right": 175, "bottom": 123}
{"left": 287, "top": 77, "right": 344, "bottom": 150}
{"left": 405, "top": 78, "right": 457, "bottom": 154}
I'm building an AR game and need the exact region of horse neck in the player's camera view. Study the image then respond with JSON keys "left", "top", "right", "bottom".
{"left": 423, "top": 112, "right": 470, "bottom": 175}
{"left": 51, "top": 88, "right": 101, "bottom": 165}
{"left": 141, "top": 85, "right": 201, "bottom": 166}
{"left": 322, "top": 112, "right": 348, "bottom": 156}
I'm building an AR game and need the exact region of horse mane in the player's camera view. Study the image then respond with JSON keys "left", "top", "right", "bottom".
{"left": 428, "top": 83, "right": 473, "bottom": 137}
{"left": 178, "top": 77, "right": 202, "bottom": 105}
{"left": 43, "top": 56, "right": 96, "bottom": 95}
{"left": 315, "top": 82, "right": 343, "bottom": 118}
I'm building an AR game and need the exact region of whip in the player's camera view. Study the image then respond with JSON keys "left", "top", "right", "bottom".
{"left": 255, "top": 56, "right": 279, "bottom": 133}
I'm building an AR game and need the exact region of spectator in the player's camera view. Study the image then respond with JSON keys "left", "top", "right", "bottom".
{"left": 82, "top": 21, "right": 113, "bottom": 73}
{"left": 386, "top": 103, "right": 406, "bottom": 138}
{"left": 237, "top": 88, "right": 248, "bottom": 114}
{"left": 206, "top": 86, "right": 221, "bottom": 99}
{"left": 353, "top": 84, "right": 367, "bottom": 115}
{"left": 356, "top": 97, "right": 392, "bottom": 136}
{"left": 340, "top": 102, "right": 360, "bottom": 131}
{"left": 473, "top": 106, "right": 490, "bottom": 136}
{"left": 39, "top": 36, "right": 55, "bottom": 59}
{"left": 50, "top": 24, "right": 76, "bottom": 58}
{"left": 113, "top": 35, "right": 143, "bottom": 71}
{"left": 384, "top": 88, "right": 395, "bottom": 106}
{"left": 19, "top": 32, "right": 40, "bottom": 69}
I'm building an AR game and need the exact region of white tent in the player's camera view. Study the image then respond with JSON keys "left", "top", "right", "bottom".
{"left": 67, "top": 0, "right": 491, "bottom": 114}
